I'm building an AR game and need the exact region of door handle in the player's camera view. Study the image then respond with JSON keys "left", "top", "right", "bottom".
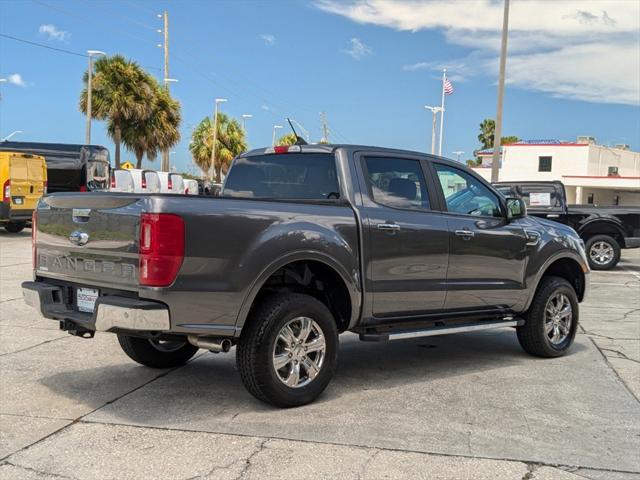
{"left": 455, "top": 229, "right": 475, "bottom": 239}
{"left": 377, "top": 223, "right": 400, "bottom": 233}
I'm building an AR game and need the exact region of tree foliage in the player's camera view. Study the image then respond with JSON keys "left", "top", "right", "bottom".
{"left": 80, "top": 55, "right": 157, "bottom": 168}
{"left": 477, "top": 118, "right": 519, "bottom": 150}
{"left": 189, "top": 113, "right": 247, "bottom": 182}
{"left": 277, "top": 133, "right": 298, "bottom": 146}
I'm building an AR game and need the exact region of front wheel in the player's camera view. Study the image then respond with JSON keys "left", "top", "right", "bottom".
{"left": 236, "top": 293, "right": 338, "bottom": 408}
{"left": 517, "top": 276, "right": 579, "bottom": 358}
{"left": 117, "top": 335, "right": 199, "bottom": 368}
{"left": 4, "top": 221, "right": 26, "bottom": 233}
{"left": 585, "top": 234, "right": 621, "bottom": 270}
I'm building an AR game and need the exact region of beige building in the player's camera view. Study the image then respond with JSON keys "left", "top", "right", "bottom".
{"left": 473, "top": 137, "right": 640, "bottom": 205}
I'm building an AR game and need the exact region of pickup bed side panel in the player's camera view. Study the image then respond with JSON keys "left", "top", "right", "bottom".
{"left": 139, "top": 197, "right": 360, "bottom": 337}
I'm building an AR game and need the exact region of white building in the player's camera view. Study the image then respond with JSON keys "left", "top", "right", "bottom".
{"left": 473, "top": 137, "right": 640, "bottom": 205}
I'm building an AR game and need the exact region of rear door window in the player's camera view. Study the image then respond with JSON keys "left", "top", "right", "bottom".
{"left": 517, "top": 184, "right": 562, "bottom": 208}
{"left": 363, "top": 156, "right": 431, "bottom": 210}
{"left": 87, "top": 161, "right": 109, "bottom": 191}
{"left": 223, "top": 153, "right": 340, "bottom": 200}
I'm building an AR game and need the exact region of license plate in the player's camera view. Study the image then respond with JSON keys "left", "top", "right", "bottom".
{"left": 13, "top": 197, "right": 23, "bottom": 205}
{"left": 77, "top": 288, "right": 99, "bottom": 313}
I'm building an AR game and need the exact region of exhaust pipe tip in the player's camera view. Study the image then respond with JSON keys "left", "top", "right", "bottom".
{"left": 188, "top": 335, "right": 232, "bottom": 353}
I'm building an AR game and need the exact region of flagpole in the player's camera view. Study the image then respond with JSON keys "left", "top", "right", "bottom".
{"left": 438, "top": 69, "right": 446, "bottom": 156}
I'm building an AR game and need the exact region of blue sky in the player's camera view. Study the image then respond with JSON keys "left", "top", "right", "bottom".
{"left": 1, "top": 0, "right": 638, "bottom": 173}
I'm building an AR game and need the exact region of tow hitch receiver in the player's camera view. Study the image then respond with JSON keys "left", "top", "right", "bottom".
{"left": 60, "top": 320, "right": 95, "bottom": 339}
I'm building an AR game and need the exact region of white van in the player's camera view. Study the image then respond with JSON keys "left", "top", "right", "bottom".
{"left": 157, "top": 172, "right": 185, "bottom": 194}
{"left": 110, "top": 169, "right": 134, "bottom": 193}
{"left": 128, "top": 169, "right": 161, "bottom": 194}
{"left": 184, "top": 179, "right": 199, "bottom": 195}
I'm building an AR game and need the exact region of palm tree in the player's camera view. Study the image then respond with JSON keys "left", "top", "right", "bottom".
{"left": 116, "top": 82, "right": 181, "bottom": 168}
{"left": 478, "top": 118, "right": 495, "bottom": 150}
{"left": 277, "top": 133, "right": 297, "bottom": 146}
{"left": 190, "top": 113, "right": 247, "bottom": 182}
{"left": 80, "top": 55, "right": 155, "bottom": 168}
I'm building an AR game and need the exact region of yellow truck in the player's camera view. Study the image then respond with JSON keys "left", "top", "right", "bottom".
{"left": 0, "top": 151, "right": 47, "bottom": 233}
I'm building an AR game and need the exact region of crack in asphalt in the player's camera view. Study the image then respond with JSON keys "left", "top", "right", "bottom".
{"left": 234, "top": 438, "right": 269, "bottom": 479}
{"left": 1, "top": 461, "right": 79, "bottom": 480}
{"left": 600, "top": 347, "right": 640, "bottom": 364}
{"left": 356, "top": 449, "right": 380, "bottom": 480}
{"left": 0, "top": 335, "right": 68, "bottom": 357}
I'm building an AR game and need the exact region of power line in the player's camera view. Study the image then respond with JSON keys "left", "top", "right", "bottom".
{"left": 0, "top": 33, "right": 87, "bottom": 57}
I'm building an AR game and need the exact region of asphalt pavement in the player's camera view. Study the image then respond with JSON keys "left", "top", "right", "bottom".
{"left": 1, "top": 230, "right": 638, "bottom": 480}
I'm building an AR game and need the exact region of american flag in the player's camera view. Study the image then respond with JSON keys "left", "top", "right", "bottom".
{"left": 444, "top": 78, "right": 454, "bottom": 95}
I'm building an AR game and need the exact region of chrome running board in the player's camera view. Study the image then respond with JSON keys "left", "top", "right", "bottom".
{"left": 359, "top": 318, "right": 523, "bottom": 342}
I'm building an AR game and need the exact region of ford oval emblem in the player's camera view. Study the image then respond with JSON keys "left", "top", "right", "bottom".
{"left": 69, "top": 231, "right": 89, "bottom": 246}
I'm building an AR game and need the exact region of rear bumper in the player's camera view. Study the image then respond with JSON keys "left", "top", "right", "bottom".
{"left": 0, "top": 202, "right": 33, "bottom": 222}
{"left": 22, "top": 281, "right": 170, "bottom": 332}
{"left": 624, "top": 237, "right": 640, "bottom": 249}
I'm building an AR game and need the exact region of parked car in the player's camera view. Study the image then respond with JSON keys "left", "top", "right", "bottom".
{"left": 110, "top": 169, "right": 135, "bottom": 193}
{"left": 203, "top": 181, "right": 222, "bottom": 196}
{"left": 157, "top": 172, "right": 184, "bottom": 194}
{"left": 128, "top": 169, "right": 161, "bottom": 194}
{"left": 0, "top": 151, "right": 47, "bottom": 233}
{"left": 23, "top": 144, "right": 589, "bottom": 407}
{"left": 0, "top": 141, "right": 109, "bottom": 193}
{"left": 184, "top": 179, "right": 199, "bottom": 195}
{"left": 494, "top": 180, "right": 640, "bottom": 270}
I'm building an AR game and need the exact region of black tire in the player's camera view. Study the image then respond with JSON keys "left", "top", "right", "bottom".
{"left": 4, "top": 222, "right": 26, "bottom": 233}
{"left": 517, "top": 276, "right": 579, "bottom": 358}
{"left": 585, "top": 234, "right": 621, "bottom": 270}
{"left": 117, "top": 335, "right": 198, "bottom": 368}
{"left": 236, "top": 293, "right": 339, "bottom": 408}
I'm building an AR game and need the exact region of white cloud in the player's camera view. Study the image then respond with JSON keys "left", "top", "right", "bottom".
{"left": 38, "top": 24, "right": 70, "bottom": 42}
{"left": 260, "top": 104, "right": 270, "bottom": 111}
{"left": 317, "top": 0, "right": 640, "bottom": 105}
{"left": 7, "top": 74, "right": 26, "bottom": 87}
{"left": 344, "top": 37, "right": 372, "bottom": 60}
{"left": 259, "top": 34, "right": 275, "bottom": 46}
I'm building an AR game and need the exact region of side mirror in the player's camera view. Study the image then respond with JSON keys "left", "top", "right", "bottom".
{"left": 506, "top": 197, "right": 526, "bottom": 220}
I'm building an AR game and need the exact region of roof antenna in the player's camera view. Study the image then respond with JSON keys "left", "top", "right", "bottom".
{"left": 287, "top": 118, "right": 308, "bottom": 145}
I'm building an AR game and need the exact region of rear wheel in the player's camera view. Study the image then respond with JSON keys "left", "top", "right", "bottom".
{"left": 517, "top": 276, "right": 578, "bottom": 358}
{"left": 4, "top": 222, "right": 26, "bottom": 233}
{"left": 236, "top": 293, "right": 338, "bottom": 407}
{"left": 117, "top": 335, "right": 198, "bottom": 368}
{"left": 585, "top": 234, "right": 620, "bottom": 270}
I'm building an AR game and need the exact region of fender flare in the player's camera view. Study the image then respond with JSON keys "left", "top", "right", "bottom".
{"left": 576, "top": 217, "right": 625, "bottom": 240}
{"left": 233, "top": 250, "right": 362, "bottom": 335}
{"left": 523, "top": 251, "right": 587, "bottom": 311}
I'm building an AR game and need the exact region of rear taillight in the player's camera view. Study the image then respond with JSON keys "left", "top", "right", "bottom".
{"left": 110, "top": 174, "right": 116, "bottom": 189}
{"left": 266, "top": 145, "right": 301, "bottom": 154}
{"left": 167, "top": 176, "right": 173, "bottom": 190}
{"left": 32, "top": 211, "right": 37, "bottom": 269}
{"left": 2, "top": 179, "right": 10, "bottom": 202}
{"left": 79, "top": 185, "right": 87, "bottom": 192}
{"left": 142, "top": 175, "right": 147, "bottom": 190}
{"left": 139, "top": 213, "right": 184, "bottom": 287}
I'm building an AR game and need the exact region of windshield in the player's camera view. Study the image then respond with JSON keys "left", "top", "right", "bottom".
{"left": 223, "top": 153, "right": 340, "bottom": 200}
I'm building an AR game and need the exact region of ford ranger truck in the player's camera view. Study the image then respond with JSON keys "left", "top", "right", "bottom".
{"left": 23, "top": 145, "right": 589, "bottom": 407}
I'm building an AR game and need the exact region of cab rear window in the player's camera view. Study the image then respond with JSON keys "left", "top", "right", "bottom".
{"left": 223, "top": 153, "right": 340, "bottom": 200}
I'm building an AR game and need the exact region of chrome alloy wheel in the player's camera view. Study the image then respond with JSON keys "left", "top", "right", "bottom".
{"left": 544, "top": 293, "right": 573, "bottom": 345}
{"left": 272, "top": 317, "right": 326, "bottom": 388}
{"left": 589, "top": 241, "right": 614, "bottom": 266}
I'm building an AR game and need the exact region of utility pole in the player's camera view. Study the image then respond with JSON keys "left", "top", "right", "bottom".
{"left": 491, "top": 0, "right": 510, "bottom": 183}
{"left": 159, "top": 10, "right": 171, "bottom": 172}
{"left": 85, "top": 50, "right": 105, "bottom": 145}
{"left": 424, "top": 105, "right": 443, "bottom": 155}
{"left": 320, "top": 112, "right": 329, "bottom": 143}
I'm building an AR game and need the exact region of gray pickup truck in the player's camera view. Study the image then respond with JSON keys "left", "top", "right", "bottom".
{"left": 23, "top": 144, "right": 589, "bottom": 407}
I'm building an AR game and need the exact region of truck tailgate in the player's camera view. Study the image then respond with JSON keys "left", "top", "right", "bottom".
{"left": 35, "top": 193, "right": 142, "bottom": 290}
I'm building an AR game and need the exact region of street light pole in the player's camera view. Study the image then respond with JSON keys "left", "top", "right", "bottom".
{"left": 85, "top": 50, "right": 105, "bottom": 145}
{"left": 272, "top": 125, "right": 283, "bottom": 146}
{"left": 424, "top": 105, "right": 443, "bottom": 155}
{"left": 158, "top": 10, "right": 171, "bottom": 172}
{"left": 491, "top": 0, "right": 510, "bottom": 183}
{"left": 452, "top": 151, "right": 465, "bottom": 162}
{"left": 209, "top": 98, "right": 227, "bottom": 182}
{"left": 241, "top": 114, "right": 252, "bottom": 134}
